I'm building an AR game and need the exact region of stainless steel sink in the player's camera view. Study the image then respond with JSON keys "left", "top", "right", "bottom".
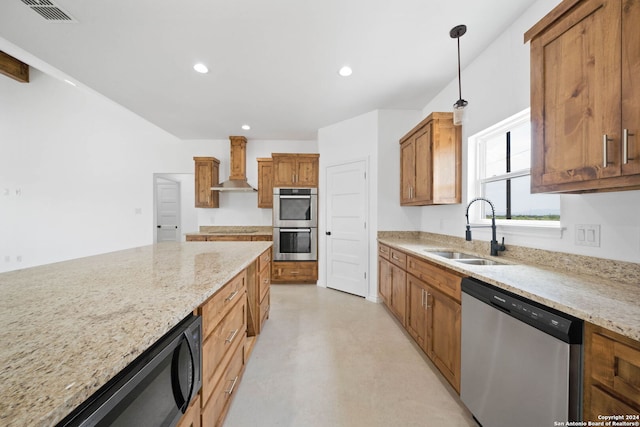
{"left": 453, "top": 258, "right": 507, "bottom": 266}
{"left": 424, "top": 249, "right": 509, "bottom": 266}
{"left": 423, "top": 250, "right": 477, "bottom": 259}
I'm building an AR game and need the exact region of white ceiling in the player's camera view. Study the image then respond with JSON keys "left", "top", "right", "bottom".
{"left": 0, "top": 0, "right": 537, "bottom": 140}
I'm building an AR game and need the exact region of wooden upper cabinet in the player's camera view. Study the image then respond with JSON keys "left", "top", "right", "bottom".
{"left": 257, "top": 158, "right": 273, "bottom": 208}
{"left": 399, "top": 112, "right": 461, "bottom": 206}
{"left": 272, "top": 153, "right": 319, "bottom": 187}
{"left": 525, "top": 0, "right": 640, "bottom": 193}
{"left": 194, "top": 157, "right": 220, "bottom": 208}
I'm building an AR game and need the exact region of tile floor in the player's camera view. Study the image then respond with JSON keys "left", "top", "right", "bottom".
{"left": 224, "top": 285, "right": 477, "bottom": 427}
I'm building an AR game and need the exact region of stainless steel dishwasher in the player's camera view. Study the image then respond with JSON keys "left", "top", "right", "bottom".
{"left": 461, "top": 277, "right": 583, "bottom": 427}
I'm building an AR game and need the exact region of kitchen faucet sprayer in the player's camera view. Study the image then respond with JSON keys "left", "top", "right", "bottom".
{"left": 465, "top": 197, "right": 506, "bottom": 256}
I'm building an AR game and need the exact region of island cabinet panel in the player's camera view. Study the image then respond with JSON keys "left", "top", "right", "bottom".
{"left": 378, "top": 245, "right": 463, "bottom": 393}
{"left": 526, "top": 0, "right": 640, "bottom": 193}
{"left": 177, "top": 394, "right": 201, "bottom": 427}
{"left": 584, "top": 322, "right": 640, "bottom": 421}
{"left": 201, "top": 339, "right": 246, "bottom": 427}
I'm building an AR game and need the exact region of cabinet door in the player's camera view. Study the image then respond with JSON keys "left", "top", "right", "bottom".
{"left": 378, "top": 257, "right": 392, "bottom": 305}
{"left": 400, "top": 140, "right": 416, "bottom": 204}
{"left": 272, "top": 157, "right": 296, "bottom": 187}
{"left": 257, "top": 158, "right": 273, "bottom": 208}
{"left": 426, "top": 287, "right": 461, "bottom": 393}
{"left": 432, "top": 119, "right": 461, "bottom": 204}
{"left": 390, "top": 264, "right": 407, "bottom": 326}
{"left": 194, "top": 157, "right": 219, "bottom": 208}
{"left": 530, "top": 0, "right": 622, "bottom": 192}
{"left": 407, "top": 274, "right": 427, "bottom": 348}
{"left": 622, "top": 0, "right": 640, "bottom": 176}
{"left": 296, "top": 157, "right": 319, "bottom": 186}
{"left": 413, "top": 124, "right": 433, "bottom": 204}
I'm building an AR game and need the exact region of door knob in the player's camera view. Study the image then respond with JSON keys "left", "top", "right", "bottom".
{"left": 326, "top": 231, "right": 331, "bottom": 235}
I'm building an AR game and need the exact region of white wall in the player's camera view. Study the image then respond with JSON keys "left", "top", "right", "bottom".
{"left": 0, "top": 68, "right": 316, "bottom": 272}
{"left": 416, "top": 0, "right": 640, "bottom": 263}
{"left": 318, "top": 109, "right": 421, "bottom": 300}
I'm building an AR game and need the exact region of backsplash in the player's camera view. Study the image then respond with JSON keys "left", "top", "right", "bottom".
{"left": 378, "top": 231, "right": 640, "bottom": 286}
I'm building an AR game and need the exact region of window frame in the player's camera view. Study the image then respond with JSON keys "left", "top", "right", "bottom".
{"left": 467, "top": 108, "right": 563, "bottom": 235}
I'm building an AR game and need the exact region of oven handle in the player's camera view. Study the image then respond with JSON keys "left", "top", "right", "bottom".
{"left": 279, "top": 228, "right": 312, "bottom": 232}
{"left": 170, "top": 332, "right": 196, "bottom": 413}
{"left": 278, "top": 195, "right": 311, "bottom": 199}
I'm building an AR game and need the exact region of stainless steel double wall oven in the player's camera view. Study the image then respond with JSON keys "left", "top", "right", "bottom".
{"left": 273, "top": 188, "right": 317, "bottom": 261}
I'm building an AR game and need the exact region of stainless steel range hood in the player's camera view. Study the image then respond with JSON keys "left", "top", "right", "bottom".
{"left": 211, "top": 136, "right": 257, "bottom": 192}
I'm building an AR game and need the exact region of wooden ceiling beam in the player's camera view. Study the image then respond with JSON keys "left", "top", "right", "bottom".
{"left": 0, "top": 51, "right": 29, "bottom": 83}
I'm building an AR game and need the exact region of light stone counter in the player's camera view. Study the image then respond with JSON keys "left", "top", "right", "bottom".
{"left": 378, "top": 234, "right": 640, "bottom": 342}
{"left": 0, "top": 241, "right": 271, "bottom": 427}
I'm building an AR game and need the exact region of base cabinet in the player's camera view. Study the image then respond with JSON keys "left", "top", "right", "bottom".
{"left": 583, "top": 322, "right": 640, "bottom": 421}
{"left": 271, "top": 261, "right": 318, "bottom": 283}
{"left": 378, "top": 243, "right": 463, "bottom": 393}
{"left": 177, "top": 394, "right": 201, "bottom": 427}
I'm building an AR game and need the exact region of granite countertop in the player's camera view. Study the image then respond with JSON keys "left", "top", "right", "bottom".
{"left": 0, "top": 241, "right": 271, "bottom": 427}
{"left": 378, "top": 234, "right": 640, "bottom": 342}
{"left": 186, "top": 225, "right": 272, "bottom": 236}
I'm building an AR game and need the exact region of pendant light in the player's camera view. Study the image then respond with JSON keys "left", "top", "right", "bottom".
{"left": 450, "top": 24, "right": 467, "bottom": 126}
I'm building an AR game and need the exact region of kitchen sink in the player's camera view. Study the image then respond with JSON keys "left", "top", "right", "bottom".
{"left": 424, "top": 250, "right": 477, "bottom": 260}
{"left": 423, "top": 249, "right": 509, "bottom": 266}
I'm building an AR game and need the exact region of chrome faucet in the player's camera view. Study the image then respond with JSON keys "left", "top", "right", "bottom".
{"left": 465, "top": 197, "right": 506, "bottom": 256}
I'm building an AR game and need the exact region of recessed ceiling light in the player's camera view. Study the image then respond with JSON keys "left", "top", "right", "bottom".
{"left": 193, "top": 63, "right": 209, "bottom": 74}
{"left": 338, "top": 66, "right": 353, "bottom": 77}
{"left": 242, "top": 124, "right": 251, "bottom": 130}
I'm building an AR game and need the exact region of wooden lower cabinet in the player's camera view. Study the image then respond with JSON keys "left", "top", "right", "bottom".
{"left": 185, "top": 234, "right": 272, "bottom": 242}
{"left": 584, "top": 322, "right": 640, "bottom": 421}
{"left": 201, "top": 340, "right": 246, "bottom": 427}
{"left": 271, "top": 261, "right": 318, "bottom": 283}
{"left": 378, "top": 245, "right": 462, "bottom": 393}
{"left": 177, "top": 394, "right": 201, "bottom": 427}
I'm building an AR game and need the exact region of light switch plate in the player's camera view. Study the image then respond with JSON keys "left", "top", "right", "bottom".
{"left": 575, "top": 224, "right": 600, "bottom": 247}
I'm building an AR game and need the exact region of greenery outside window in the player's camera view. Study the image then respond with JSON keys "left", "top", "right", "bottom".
{"left": 469, "top": 108, "right": 561, "bottom": 228}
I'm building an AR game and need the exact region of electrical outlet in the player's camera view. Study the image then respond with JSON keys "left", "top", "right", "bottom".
{"left": 575, "top": 224, "right": 600, "bottom": 247}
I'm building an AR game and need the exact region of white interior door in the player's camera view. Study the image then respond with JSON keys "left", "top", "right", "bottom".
{"left": 156, "top": 180, "right": 181, "bottom": 242}
{"left": 325, "top": 160, "right": 368, "bottom": 297}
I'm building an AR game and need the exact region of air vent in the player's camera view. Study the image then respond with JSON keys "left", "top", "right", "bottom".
{"left": 21, "top": 0, "right": 77, "bottom": 22}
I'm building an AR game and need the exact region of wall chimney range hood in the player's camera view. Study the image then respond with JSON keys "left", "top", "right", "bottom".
{"left": 211, "top": 136, "right": 257, "bottom": 192}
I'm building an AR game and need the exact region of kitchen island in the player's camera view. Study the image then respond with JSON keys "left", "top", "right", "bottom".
{"left": 0, "top": 241, "right": 271, "bottom": 427}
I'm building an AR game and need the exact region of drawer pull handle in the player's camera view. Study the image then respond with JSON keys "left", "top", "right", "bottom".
{"left": 392, "top": 254, "right": 399, "bottom": 260}
{"left": 225, "top": 329, "right": 239, "bottom": 344}
{"left": 225, "top": 376, "right": 239, "bottom": 395}
{"left": 425, "top": 292, "right": 432, "bottom": 309}
{"left": 225, "top": 290, "right": 239, "bottom": 302}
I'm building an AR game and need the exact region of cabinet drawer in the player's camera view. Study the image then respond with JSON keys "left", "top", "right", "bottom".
{"left": 202, "top": 297, "right": 246, "bottom": 406}
{"left": 591, "top": 332, "right": 640, "bottom": 408}
{"left": 186, "top": 235, "right": 207, "bottom": 242}
{"left": 202, "top": 340, "right": 246, "bottom": 427}
{"left": 201, "top": 270, "right": 246, "bottom": 339}
{"left": 378, "top": 244, "right": 390, "bottom": 260}
{"left": 252, "top": 235, "right": 273, "bottom": 241}
{"left": 272, "top": 261, "right": 318, "bottom": 283}
{"left": 407, "top": 255, "right": 461, "bottom": 302}
{"left": 259, "top": 248, "right": 271, "bottom": 271}
{"left": 259, "top": 263, "right": 270, "bottom": 303}
{"left": 389, "top": 248, "right": 407, "bottom": 269}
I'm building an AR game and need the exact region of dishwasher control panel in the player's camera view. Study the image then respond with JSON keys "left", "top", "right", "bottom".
{"left": 462, "top": 277, "right": 582, "bottom": 344}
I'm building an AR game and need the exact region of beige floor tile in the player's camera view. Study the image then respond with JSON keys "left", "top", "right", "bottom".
{"left": 224, "top": 285, "right": 477, "bottom": 427}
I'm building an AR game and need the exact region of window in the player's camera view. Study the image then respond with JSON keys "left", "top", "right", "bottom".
{"left": 469, "top": 109, "right": 560, "bottom": 226}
